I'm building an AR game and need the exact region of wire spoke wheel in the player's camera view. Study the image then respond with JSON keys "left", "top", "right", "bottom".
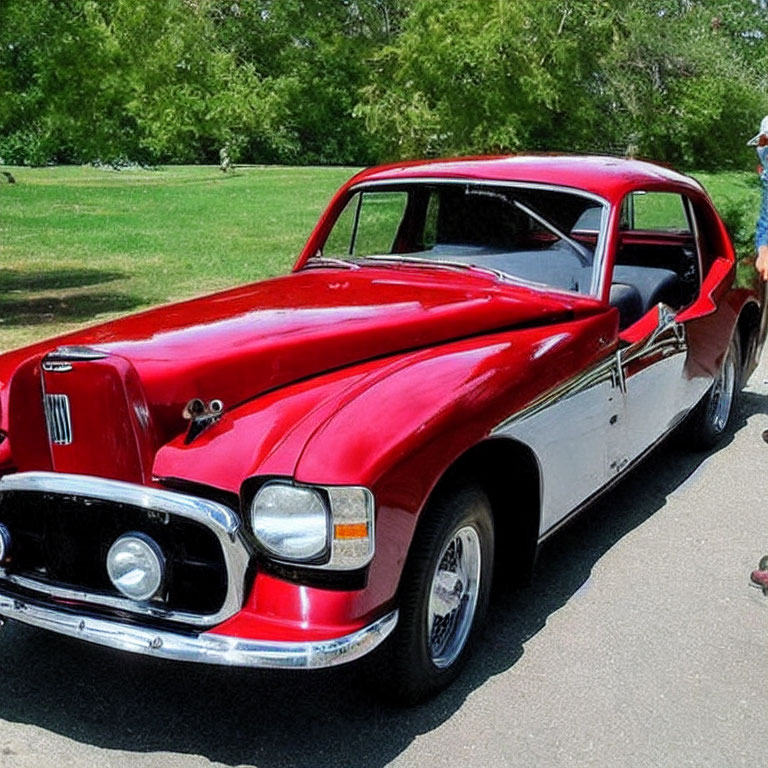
{"left": 706, "top": 340, "right": 737, "bottom": 434}
{"left": 426, "top": 526, "right": 481, "bottom": 669}
{"left": 686, "top": 332, "right": 741, "bottom": 451}
{"left": 377, "top": 483, "right": 494, "bottom": 703}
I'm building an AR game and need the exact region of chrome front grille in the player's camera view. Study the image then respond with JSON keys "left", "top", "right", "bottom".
{"left": 0, "top": 472, "right": 250, "bottom": 628}
{"left": 44, "top": 394, "right": 73, "bottom": 445}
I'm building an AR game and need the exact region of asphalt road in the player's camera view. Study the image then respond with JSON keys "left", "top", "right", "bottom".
{"left": 2, "top": 357, "right": 768, "bottom": 768}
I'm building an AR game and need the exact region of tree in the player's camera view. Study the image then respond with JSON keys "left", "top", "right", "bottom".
{"left": 0, "top": 0, "right": 260, "bottom": 165}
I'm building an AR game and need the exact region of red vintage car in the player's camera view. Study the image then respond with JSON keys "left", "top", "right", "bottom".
{"left": 0, "top": 155, "right": 763, "bottom": 701}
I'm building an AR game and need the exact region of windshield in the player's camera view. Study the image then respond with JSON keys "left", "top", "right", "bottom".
{"left": 313, "top": 182, "right": 607, "bottom": 296}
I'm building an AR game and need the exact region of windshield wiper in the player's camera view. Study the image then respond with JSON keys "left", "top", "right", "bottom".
{"left": 301, "top": 255, "right": 358, "bottom": 270}
{"left": 360, "top": 254, "right": 521, "bottom": 284}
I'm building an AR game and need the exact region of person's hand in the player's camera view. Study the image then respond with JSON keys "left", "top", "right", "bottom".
{"left": 758, "top": 164, "right": 764, "bottom": 175}
{"left": 756, "top": 246, "right": 768, "bottom": 281}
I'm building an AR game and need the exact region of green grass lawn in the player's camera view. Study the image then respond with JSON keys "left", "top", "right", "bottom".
{"left": 0, "top": 164, "right": 761, "bottom": 352}
{"left": 0, "top": 164, "right": 356, "bottom": 351}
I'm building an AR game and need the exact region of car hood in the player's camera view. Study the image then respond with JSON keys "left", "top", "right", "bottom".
{"left": 81, "top": 266, "right": 591, "bottom": 397}
{"left": 4, "top": 265, "right": 600, "bottom": 478}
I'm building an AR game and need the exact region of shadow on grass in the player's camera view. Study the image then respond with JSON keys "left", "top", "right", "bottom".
{"left": 0, "top": 268, "right": 123, "bottom": 293}
{"left": 0, "top": 268, "right": 141, "bottom": 327}
{"left": 0, "top": 392, "right": 763, "bottom": 767}
{"left": 0, "top": 294, "right": 142, "bottom": 326}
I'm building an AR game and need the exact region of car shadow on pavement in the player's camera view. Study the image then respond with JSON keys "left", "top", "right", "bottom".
{"left": 0, "top": 391, "right": 766, "bottom": 768}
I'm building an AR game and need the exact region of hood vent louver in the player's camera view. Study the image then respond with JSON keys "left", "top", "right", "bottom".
{"left": 44, "top": 394, "right": 73, "bottom": 446}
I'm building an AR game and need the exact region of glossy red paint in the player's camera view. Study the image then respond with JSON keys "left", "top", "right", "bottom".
{"left": 208, "top": 572, "right": 378, "bottom": 642}
{"left": 0, "top": 155, "right": 764, "bottom": 658}
{"left": 157, "top": 311, "right": 617, "bottom": 624}
{"left": 3, "top": 267, "right": 588, "bottom": 472}
{"left": 40, "top": 356, "right": 155, "bottom": 482}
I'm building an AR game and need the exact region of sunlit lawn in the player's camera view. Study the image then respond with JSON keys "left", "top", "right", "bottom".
{"left": 0, "top": 163, "right": 760, "bottom": 352}
{"left": 0, "top": 164, "right": 355, "bottom": 350}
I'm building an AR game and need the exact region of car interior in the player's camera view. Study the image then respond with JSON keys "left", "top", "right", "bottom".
{"left": 607, "top": 191, "right": 701, "bottom": 329}
{"left": 320, "top": 184, "right": 702, "bottom": 331}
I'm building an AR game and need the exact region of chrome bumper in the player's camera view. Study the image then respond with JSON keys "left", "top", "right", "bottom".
{"left": 0, "top": 593, "right": 398, "bottom": 669}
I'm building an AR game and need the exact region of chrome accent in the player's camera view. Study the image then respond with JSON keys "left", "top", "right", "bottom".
{"left": 428, "top": 526, "right": 481, "bottom": 669}
{"left": 494, "top": 303, "right": 708, "bottom": 536}
{"left": 611, "top": 349, "right": 627, "bottom": 394}
{"left": 45, "top": 345, "right": 108, "bottom": 362}
{"left": 250, "top": 481, "right": 376, "bottom": 571}
{"left": 183, "top": 399, "right": 225, "bottom": 443}
{"left": 591, "top": 202, "right": 612, "bottom": 300}
{"left": 494, "top": 355, "right": 617, "bottom": 533}
{"left": 0, "top": 472, "right": 250, "bottom": 628}
{"left": 614, "top": 305, "right": 702, "bottom": 472}
{"left": 536, "top": 421, "right": 685, "bottom": 545}
{"left": 183, "top": 398, "right": 206, "bottom": 419}
{"left": 42, "top": 362, "right": 72, "bottom": 373}
{"left": 706, "top": 338, "right": 737, "bottom": 433}
{"left": 0, "top": 523, "right": 10, "bottom": 562}
{"left": 620, "top": 304, "right": 686, "bottom": 367}
{"left": 496, "top": 352, "right": 618, "bottom": 429}
{"left": 0, "top": 594, "right": 398, "bottom": 669}
{"left": 351, "top": 177, "right": 610, "bottom": 208}
{"left": 683, "top": 196, "right": 705, "bottom": 289}
{"left": 43, "top": 394, "right": 73, "bottom": 445}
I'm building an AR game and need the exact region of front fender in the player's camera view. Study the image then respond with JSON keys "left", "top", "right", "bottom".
{"left": 153, "top": 311, "right": 615, "bottom": 623}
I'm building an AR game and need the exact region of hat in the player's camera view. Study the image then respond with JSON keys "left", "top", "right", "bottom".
{"left": 747, "top": 115, "right": 768, "bottom": 146}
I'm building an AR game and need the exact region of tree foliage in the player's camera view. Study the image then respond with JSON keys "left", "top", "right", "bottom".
{"left": 1, "top": 0, "right": 767, "bottom": 168}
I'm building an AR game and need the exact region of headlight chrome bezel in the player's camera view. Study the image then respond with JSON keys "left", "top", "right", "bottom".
{"left": 249, "top": 481, "right": 375, "bottom": 571}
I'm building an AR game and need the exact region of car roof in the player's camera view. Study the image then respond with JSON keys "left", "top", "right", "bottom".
{"left": 351, "top": 154, "right": 706, "bottom": 204}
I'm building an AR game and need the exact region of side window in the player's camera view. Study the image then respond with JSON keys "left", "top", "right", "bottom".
{"left": 354, "top": 191, "right": 408, "bottom": 256}
{"left": 571, "top": 204, "right": 602, "bottom": 233}
{"left": 623, "top": 191, "right": 691, "bottom": 233}
{"left": 323, "top": 194, "right": 358, "bottom": 257}
{"left": 323, "top": 191, "right": 409, "bottom": 258}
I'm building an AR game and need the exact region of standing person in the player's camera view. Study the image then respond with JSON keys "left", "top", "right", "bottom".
{"left": 749, "top": 116, "right": 768, "bottom": 280}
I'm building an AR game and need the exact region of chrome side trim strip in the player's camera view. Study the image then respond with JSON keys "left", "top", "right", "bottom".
{"left": 0, "top": 593, "right": 398, "bottom": 670}
{"left": 0, "top": 472, "right": 250, "bottom": 628}
{"left": 493, "top": 303, "right": 688, "bottom": 432}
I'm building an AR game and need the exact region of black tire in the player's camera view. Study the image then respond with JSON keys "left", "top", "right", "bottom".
{"left": 377, "top": 483, "right": 494, "bottom": 704}
{"left": 686, "top": 333, "right": 741, "bottom": 451}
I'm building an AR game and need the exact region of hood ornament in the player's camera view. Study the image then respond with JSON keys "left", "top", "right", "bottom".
{"left": 183, "top": 398, "right": 224, "bottom": 444}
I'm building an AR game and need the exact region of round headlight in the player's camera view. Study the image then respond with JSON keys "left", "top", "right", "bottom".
{"left": 251, "top": 484, "right": 329, "bottom": 562}
{"left": 0, "top": 523, "right": 11, "bottom": 563}
{"left": 106, "top": 532, "right": 165, "bottom": 601}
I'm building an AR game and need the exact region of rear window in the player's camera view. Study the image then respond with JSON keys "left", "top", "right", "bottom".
{"left": 622, "top": 191, "right": 691, "bottom": 233}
